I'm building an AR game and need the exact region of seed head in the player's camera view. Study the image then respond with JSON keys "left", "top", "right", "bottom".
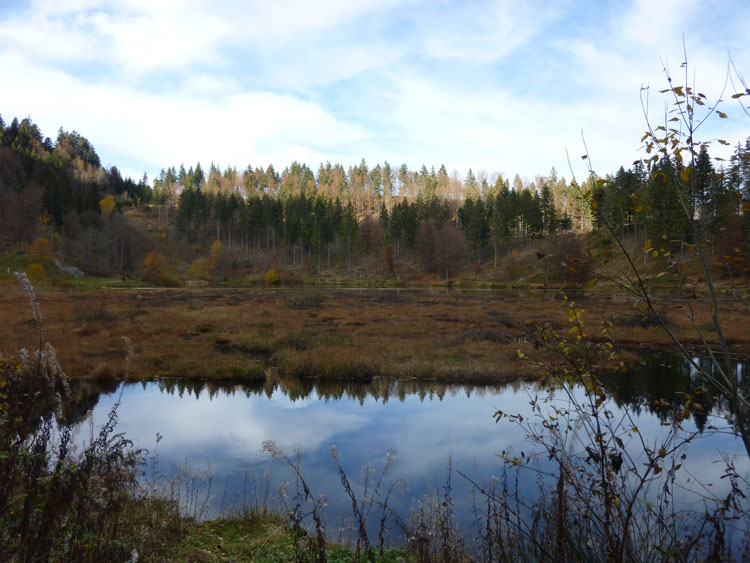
{"left": 15, "top": 271, "right": 41, "bottom": 324}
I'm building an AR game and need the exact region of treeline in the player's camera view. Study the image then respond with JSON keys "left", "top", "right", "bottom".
{"left": 149, "top": 149, "right": 750, "bottom": 275}
{"left": 1, "top": 113, "right": 749, "bottom": 279}
{"left": 594, "top": 147, "right": 750, "bottom": 244}
{"left": 160, "top": 163, "right": 573, "bottom": 275}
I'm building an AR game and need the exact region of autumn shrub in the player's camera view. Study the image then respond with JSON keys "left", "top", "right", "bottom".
{"left": 142, "top": 251, "right": 180, "bottom": 286}
{"left": 26, "top": 262, "right": 46, "bottom": 283}
{"left": 265, "top": 268, "right": 279, "bottom": 285}
{"left": 188, "top": 256, "right": 212, "bottom": 280}
{"left": 99, "top": 194, "right": 116, "bottom": 219}
{"left": 209, "top": 239, "right": 222, "bottom": 269}
{"left": 29, "top": 236, "right": 54, "bottom": 266}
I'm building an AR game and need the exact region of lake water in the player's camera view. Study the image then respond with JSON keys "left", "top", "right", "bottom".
{"left": 68, "top": 353, "right": 748, "bottom": 545}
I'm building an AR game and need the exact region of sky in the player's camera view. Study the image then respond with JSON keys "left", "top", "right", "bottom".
{"left": 2, "top": 0, "right": 749, "bottom": 185}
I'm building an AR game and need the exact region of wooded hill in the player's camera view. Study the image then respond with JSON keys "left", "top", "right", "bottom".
{"left": 1, "top": 113, "right": 749, "bottom": 284}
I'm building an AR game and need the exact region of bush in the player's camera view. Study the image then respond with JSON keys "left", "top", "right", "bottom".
{"left": 26, "top": 262, "right": 46, "bottom": 283}
{"left": 188, "top": 256, "right": 212, "bottom": 280}
{"left": 142, "top": 251, "right": 180, "bottom": 286}
{"left": 265, "top": 268, "right": 279, "bottom": 285}
{"left": 29, "top": 237, "right": 54, "bottom": 266}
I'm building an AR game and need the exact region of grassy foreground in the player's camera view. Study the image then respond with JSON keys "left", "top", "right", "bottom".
{"left": 161, "top": 511, "right": 409, "bottom": 562}
{"left": 2, "top": 281, "right": 750, "bottom": 382}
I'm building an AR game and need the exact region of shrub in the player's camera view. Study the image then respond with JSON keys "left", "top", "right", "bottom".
{"left": 29, "top": 237, "right": 54, "bottom": 266}
{"left": 99, "top": 194, "right": 116, "bottom": 219}
{"left": 210, "top": 239, "right": 222, "bottom": 269}
{"left": 26, "top": 262, "right": 46, "bottom": 283}
{"left": 265, "top": 268, "right": 279, "bottom": 285}
{"left": 188, "top": 256, "right": 212, "bottom": 280}
{"left": 142, "top": 251, "right": 180, "bottom": 286}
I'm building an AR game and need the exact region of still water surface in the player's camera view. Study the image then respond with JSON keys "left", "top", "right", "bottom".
{"left": 69, "top": 354, "right": 747, "bottom": 542}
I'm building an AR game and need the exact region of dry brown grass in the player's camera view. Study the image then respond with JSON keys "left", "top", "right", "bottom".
{"left": 2, "top": 284, "right": 749, "bottom": 381}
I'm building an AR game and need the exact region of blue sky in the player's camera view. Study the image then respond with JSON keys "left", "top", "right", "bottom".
{"left": 2, "top": 0, "right": 749, "bottom": 184}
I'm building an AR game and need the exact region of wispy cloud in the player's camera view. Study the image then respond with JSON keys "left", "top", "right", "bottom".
{"left": 413, "top": 0, "right": 566, "bottom": 62}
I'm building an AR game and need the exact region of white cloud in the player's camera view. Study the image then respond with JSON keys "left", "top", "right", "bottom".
{"left": 1, "top": 0, "right": 748, "bottom": 180}
{"left": 90, "top": 385, "right": 367, "bottom": 460}
{"left": 375, "top": 70, "right": 645, "bottom": 179}
{"left": 415, "top": 0, "right": 565, "bottom": 62}
{"left": 235, "top": 0, "right": 401, "bottom": 44}
{"left": 620, "top": 0, "right": 699, "bottom": 49}
{"left": 1, "top": 49, "right": 370, "bottom": 179}
{"left": 0, "top": 0, "right": 405, "bottom": 81}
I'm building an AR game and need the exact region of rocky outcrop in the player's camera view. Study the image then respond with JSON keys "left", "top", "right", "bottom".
{"left": 53, "top": 259, "right": 85, "bottom": 278}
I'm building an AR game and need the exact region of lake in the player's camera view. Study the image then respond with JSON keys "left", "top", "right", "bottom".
{"left": 67, "top": 353, "right": 748, "bottom": 546}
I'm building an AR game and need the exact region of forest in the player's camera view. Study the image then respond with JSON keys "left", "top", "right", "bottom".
{"left": 2, "top": 112, "right": 749, "bottom": 286}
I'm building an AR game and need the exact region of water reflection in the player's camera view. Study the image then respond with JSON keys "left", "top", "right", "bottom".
{"left": 66, "top": 354, "right": 748, "bottom": 543}
{"left": 68, "top": 372, "right": 533, "bottom": 427}
{"left": 69, "top": 351, "right": 742, "bottom": 426}
{"left": 599, "top": 352, "right": 748, "bottom": 432}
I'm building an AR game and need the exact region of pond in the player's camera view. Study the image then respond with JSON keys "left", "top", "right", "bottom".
{"left": 67, "top": 353, "right": 748, "bottom": 546}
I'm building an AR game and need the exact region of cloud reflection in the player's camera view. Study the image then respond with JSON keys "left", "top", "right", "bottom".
{"left": 79, "top": 376, "right": 748, "bottom": 535}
